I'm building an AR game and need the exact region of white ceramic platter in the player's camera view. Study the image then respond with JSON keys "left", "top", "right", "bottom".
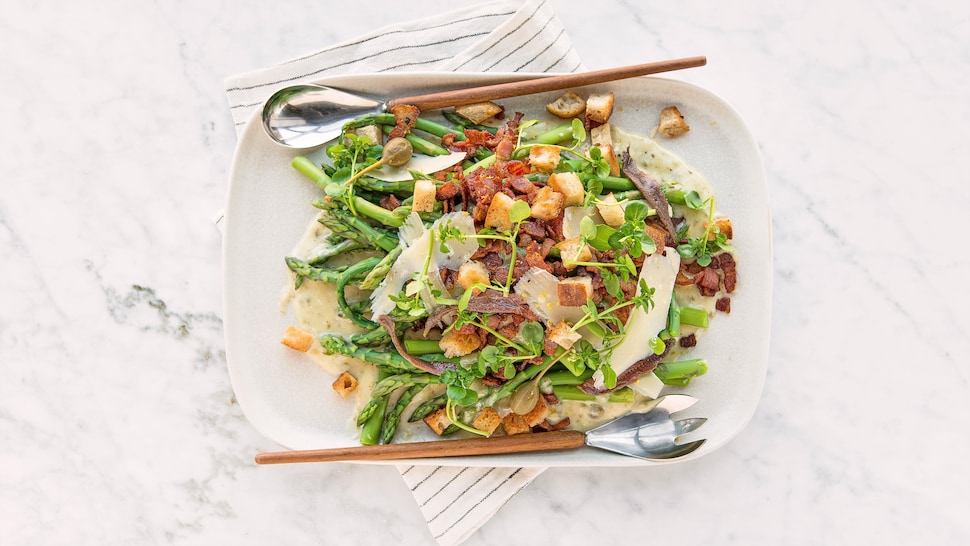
{"left": 223, "top": 72, "right": 771, "bottom": 467}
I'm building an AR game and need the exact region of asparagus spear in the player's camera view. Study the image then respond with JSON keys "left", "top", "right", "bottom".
{"left": 335, "top": 257, "right": 382, "bottom": 329}
{"left": 317, "top": 208, "right": 400, "bottom": 252}
{"left": 359, "top": 246, "right": 402, "bottom": 290}
{"left": 359, "top": 370, "right": 390, "bottom": 445}
{"left": 654, "top": 359, "right": 708, "bottom": 386}
{"left": 381, "top": 383, "right": 424, "bottom": 444}
{"left": 318, "top": 335, "right": 416, "bottom": 371}
{"left": 285, "top": 257, "right": 350, "bottom": 285}
{"left": 408, "top": 393, "right": 446, "bottom": 423}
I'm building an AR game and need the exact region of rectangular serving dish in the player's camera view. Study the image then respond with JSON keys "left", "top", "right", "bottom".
{"left": 223, "top": 72, "right": 771, "bottom": 467}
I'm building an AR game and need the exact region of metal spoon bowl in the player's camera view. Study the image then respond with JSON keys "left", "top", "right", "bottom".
{"left": 261, "top": 56, "right": 707, "bottom": 149}
{"left": 254, "top": 394, "right": 706, "bottom": 464}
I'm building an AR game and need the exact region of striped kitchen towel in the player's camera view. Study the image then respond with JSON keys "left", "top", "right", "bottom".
{"left": 224, "top": 0, "right": 584, "bottom": 135}
{"left": 222, "top": 1, "right": 582, "bottom": 544}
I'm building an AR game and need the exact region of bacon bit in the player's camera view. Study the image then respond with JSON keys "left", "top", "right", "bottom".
{"left": 519, "top": 220, "right": 546, "bottom": 241}
{"left": 510, "top": 176, "right": 537, "bottom": 196}
{"left": 523, "top": 240, "right": 552, "bottom": 273}
{"left": 694, "top": 267, "right": 721, "bottom": 297}
{"left": 679, "top": 333, "right": 697, "bottom": 348}
{"left": 379, "top": 193, "right": 401, "bottom": 211}
{"left": 481, "top": 374, "right": 505, "bottom": 387}
{"left": 493, "top": 113, "right": 523, "bottom": 160}
{"left": 388, "top": 104, "right": 420, "bottom": 139}
{"left": 534, "top": 417, "right": 570, "bottom": 432}
{"left": 716, "top": 253, "right": 738, "bottom": 293}
{"left": 538, "top": 237, "right": 556, "bottom": 258}
{"left": 675, "top": 269, "right": 694, "bottom": 286}
{"left": 716, "top": 297, "right": 732, "bottom": 313}
{"left": 437, "top": 180, "right": 460, "bottom": 200}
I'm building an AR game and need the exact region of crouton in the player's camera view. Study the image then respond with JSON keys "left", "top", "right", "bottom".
{"left": 558, "top": 276, "right": 593, "bottom": 307}
{"left": 546, "top": 90, "right": 586, "bottom": 118}
{"left": 439, "top": 327, "right": 482, "bottom": 358}
{"left": 331, "top": 371, "right": 358, "bottom": 398}
{"left": 528, "top": 144, "right": 561, "bottom": 173}
{"left": 502, "top": 413, "right": 532, "bottom": 435}
{"left": 547, "top": 320, "right": 582, "bottom": 350}
{"left": 281, "top": 326, "right": 314, "bottom": 352}
{"left": 530, "top": 186, "right": 564, "bottom": 221}
{"left": 521, "top": 395, "right": 550, "bottom": 427}
{"left": 658, "top": 106, "right": 690, "bottom": 138}
{"left": 556, "top": 237, "right": 592, "bottom": 271}
{"left": 412, "top": 179, "right": 437, "bottom": 213}
{"left": 595, "top": 193, "right": 625, "bottom": 227}
{"left": 454, "top": 101, "right": 504, "bottom": 124}
{"left": 423, "top": 407, "right": 453, "bottom": 436}
{"left": 585, "top": 92, "right": 615, "bottom": 124}
{"left": 472, "top": 407, "right": 503, "bottom": 435}
{"left": 707, "top": 217, "right": 734, "bottom": 240}
{"left": 643, "top": 223, "right": 669, "bottom": 253}
{"left": 547, "top": 172, "right": 584, "bottom": 206}
{"left": 590, "top": 123, "right": 620, "bottom": 176}
{"left": 484, "top": 192, "right": 516, "bottom": 232}
{"left": 457, "top": 261, "right": 490, "bottom": 295}
{"left": 348, "top": 125, "right": 383, "bottom": 147}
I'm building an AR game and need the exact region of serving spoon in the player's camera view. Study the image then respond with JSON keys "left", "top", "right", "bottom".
{"left": 254, "top": 394, "right": 706, "bottom": 464}
{"left": 262, "top": 56, "right": 707, "bottom": 149}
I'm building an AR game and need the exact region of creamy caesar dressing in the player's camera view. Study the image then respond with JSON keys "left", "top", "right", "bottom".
{"left": 283, "top": 122, "right": 731, "bottom": 435}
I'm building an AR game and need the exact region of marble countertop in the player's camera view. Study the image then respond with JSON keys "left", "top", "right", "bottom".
{"left": 3, "top": 0, "right": 968, "bottom": 544}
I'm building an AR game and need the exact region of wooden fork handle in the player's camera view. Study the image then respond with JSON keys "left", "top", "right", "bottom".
{"left": 255, "top": 430, "right": 587, "bottom": 464}
{"left": 386, "top": 56, "right": 707, "bottom": 111}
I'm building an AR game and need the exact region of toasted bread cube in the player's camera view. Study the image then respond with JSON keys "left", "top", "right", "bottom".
{"left": 589, "top": 124, "right": 619, "bottom": 176}
{"left": 558, "top": 276, "right": 593, "bottom": 307}
{"left": 521, "top": 395, "right": 550, "bottom": 427}
{"left": 457, "top": 261, "right": 490, "bottom": 295}
{"left": 502, "top": 413, "right": 532, "bottom": 435}
{"left": 528, "top": 144, "right": 561, "bottom": 173}
{"left": 281, "top": 326, "right": 314, "bottom": 352}
{"left": 412, "top": 179, "right": 437, "bottom": 213}
{"left": 644, "top": 223, "right": 669, "bottom": 253}
{"left": 596, "top": 193, "right": 625, "bottom": 227}
{"left": 658, "top": 106, "right": 690, "bottom": 138}
{"left": 547, "top": 172, "right": 584, "bottom": 207}
{"left": 556, "top": 237, "right": 592, "bottom": 271}
{"left": 439, "top": 327, "right": 481, "bottom": 358}
{"left": 454, "top": 101, "right": 504, "bottom": 124}
{"left": 530, "top": 186, "right": 564, "bottom": 221}
{"left": 586, "top": 92, "right": 615, "bottom": 124}
{"left": 348, "top": 125, "right": 383, "bottom": 147}
{"left": 707, "top": 217, "right": 734, "bottom": 240}
{"left": 423, "top": 407, "right": 453, "bottom": 436}
{"left": 472, "top": 407, "right": 503, "bottom": 435}
{"left": 484, "top": 192, "right": 515, "bottom": 232}
{"left": 590, "top": 123, "right": 612, "bottom": 147}
{"left": 547, "top": 320, "right": 582, "bottom": 350}
{"left": 331, "top": 371, "right": 358, "bottom": 398}
{"left": 546, "top": 90, "right": 586, "bottom": 118}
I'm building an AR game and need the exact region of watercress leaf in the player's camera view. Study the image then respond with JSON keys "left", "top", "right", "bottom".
{"left": 639, "top": 234, "right": 657, "bottom": 255}
{"left": 579, "top": 216, "right": 597, "bottom": 240}
{"left": 570, "top": 118, "right": 586, "bottom": 143}
{"left": 324, "top": 183, "right": 346, "bottom": 198}
{"left": 586, "top": 178, "right": 603, "bottom": 197}
{"left": 696, "top": 253, "right": 712, "bottom": 267}
{"left": 331, "top": 167, "right": 352, "bottom": 185}
{"left": 601, "top": 364, "right": 618, "bottom": 389}
{"left": 684, "top": 190, "right": 705, "bottom": 210}
{"left": 503, "top": 362, "right": 516, "bottom": 380}
{"left": 585, "top": 321, "right": 608, "bottom": 340}
{"left": 520, "top": 321, "right": 545, "bottom": 346}
{"left": 509, "top": 200, "right": 532, "bottom": 224}
{"left": 446, "top": 384, "right": 467, "bottom": 402}
{"left": 624, "top": 201, "right": 649, "bottom": 223}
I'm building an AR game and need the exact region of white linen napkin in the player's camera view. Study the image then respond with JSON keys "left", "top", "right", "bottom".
{"left": 222, "top": 1, "right": 582, "bottom": 543}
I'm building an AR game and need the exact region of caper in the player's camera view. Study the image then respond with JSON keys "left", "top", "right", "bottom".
{"left": 383, "top": 137, "right": 413, "bottom": 167}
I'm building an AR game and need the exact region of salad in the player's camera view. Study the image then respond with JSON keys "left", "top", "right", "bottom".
{"left": 279, "top": 90, "right": 737, "bottom": 446}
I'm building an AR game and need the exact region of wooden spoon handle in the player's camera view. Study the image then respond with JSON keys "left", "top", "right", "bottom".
{"left": 255, "top": 430, "right": 587, "bottom": 464}
{"left": 386, "top": 56, "right": 706, "bottom": 111}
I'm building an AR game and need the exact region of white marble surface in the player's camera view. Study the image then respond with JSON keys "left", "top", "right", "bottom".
{"left": 2, "top": 0, "right": 968, "bottom": 544}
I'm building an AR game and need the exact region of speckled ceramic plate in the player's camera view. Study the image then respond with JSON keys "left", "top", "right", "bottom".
{"left": 223, "top": 72, "right": 771, "bottom": 467}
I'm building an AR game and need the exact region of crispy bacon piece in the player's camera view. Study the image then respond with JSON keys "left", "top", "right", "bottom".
{"left": 679, "top": 333, "right": 697, "bottom": 348}
{"left": 694, "top": 267, "right": 721, "bottom": 297}
{"left": 388, "top": 104, "right": 420, "bottom": 139}
{"left": 716, "top": 297, "right": 732, "bottom": 313}
{"left": 379, "top": 193, "right": 401, "bottom": 211}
